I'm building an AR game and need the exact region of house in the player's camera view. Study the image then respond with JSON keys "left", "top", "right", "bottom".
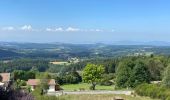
{"left": 27, "top": 79, "right": 57, "bottom": 92}
{"left": 0, "top": 73, "right": 11, "bottom": 89}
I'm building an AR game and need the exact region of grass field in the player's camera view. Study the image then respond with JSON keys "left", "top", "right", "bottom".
{"left": 61, "top": 83, "right": 114, "bottom": 91}
{"left": 60, "top": 83, "right": 159, "bottom": 100}
{"left": 58, "top": 94, "right": 159, "bottom": 100}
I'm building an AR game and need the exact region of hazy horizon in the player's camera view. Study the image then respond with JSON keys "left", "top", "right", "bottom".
{"left": 0, "top": 0, "right": 170, "bottom": 43}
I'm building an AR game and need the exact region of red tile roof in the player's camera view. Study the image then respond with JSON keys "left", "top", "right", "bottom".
{"left": 0, "top": 73, "right": 10, "bottom": 82}
{"left": 27, "top": 79, "right": 56, "bottom": 86}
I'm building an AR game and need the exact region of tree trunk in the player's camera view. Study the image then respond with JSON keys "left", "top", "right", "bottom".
{"left": 91, "top": 82, "right": 96, "bottom": 90}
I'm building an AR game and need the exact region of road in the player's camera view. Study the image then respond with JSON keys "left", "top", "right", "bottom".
{"left": 47, "top": 90, "right": 133, "bottom": 96}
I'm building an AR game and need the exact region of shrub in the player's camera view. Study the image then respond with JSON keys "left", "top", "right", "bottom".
{"left": 100, "top": 73, "right": 114, "bottom": 86}
{"left": 53, "top": 71, "right": 82, "bottom": 85}
{"left": 89, "top": 85, "right": 94, "bottom": 90}
{"left": 135, "top": 83, "right": 170, "bottom": 100}
{"left": 100, "top": 81, "right": 113, "bottom": 86}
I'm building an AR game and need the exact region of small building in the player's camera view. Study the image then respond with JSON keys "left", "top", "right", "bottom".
{"left": 0, "top": 73, "right": 11, "bottom": 89}
{"left": 27, "top": 79, "right": 57, "bottom": 92}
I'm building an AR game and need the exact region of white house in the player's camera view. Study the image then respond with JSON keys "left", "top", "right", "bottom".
{"left": 27, "top": 79, "right": 57, "bottom": 92}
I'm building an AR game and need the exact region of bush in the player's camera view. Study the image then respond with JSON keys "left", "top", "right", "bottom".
{"left": 53, "top": 71, "right": 82, "bottom": 85}
{"left": 89, "top": 86, "right": 94, "bottom": 90}
{"left": 14, "top": 79, "right": 27, "bottom": 89}
{"left": 100, "top": 81, "right": 113, "bottom": 86}
{"left": 13, "top": 70, "right": 36, "bottom": 81}
{"left": 135, "top": 83, "right": 170, "bottom": 100}
{"left": 100, "top": 73, "right": 114, "bottom": 86}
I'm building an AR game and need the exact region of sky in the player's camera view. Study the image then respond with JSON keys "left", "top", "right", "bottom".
{"left": 0, "top": 0, "right": 170, "bottom": 43}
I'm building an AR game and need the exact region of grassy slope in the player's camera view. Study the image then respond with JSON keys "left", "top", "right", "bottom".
{"left": 59, "top": 94, "right": 159, "bottom": 100}
{"left": 61, "top": 83, "right": 114, "bottom": 91}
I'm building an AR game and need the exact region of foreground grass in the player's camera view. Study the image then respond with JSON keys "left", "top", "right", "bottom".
{"left": 58, "top": 94, "right": 159, "bottom": 100}
{"left": 61, "top": 83, "right": 114, "bottom": 91}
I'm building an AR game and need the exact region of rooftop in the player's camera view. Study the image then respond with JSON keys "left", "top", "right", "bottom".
{"left": 27, "top": 79, "right": 56, "bottom": 86}
{"left": 0, "top": 73, "right": 10, "bottom": 82}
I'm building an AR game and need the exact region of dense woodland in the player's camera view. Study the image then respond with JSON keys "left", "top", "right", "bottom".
{"left": 0, "top": 59, "right": 49, "bottom": 72}
{"left": 0, "top": 55, "right": 169, "bottom": 84}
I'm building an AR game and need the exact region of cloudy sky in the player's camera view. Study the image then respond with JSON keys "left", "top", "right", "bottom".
{"left": 0, "top": 0, "right": 170, "bottom": 43}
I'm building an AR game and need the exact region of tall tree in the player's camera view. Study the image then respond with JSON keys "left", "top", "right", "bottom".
{"left": 116, "top": 60, "right": 134, "bottom": 88}
{"left": 129, "top": 61, "right": 151, "bottom": 87}
{"left": 115, "top": 59, "right": 134, "bottom": 88}
{"left": 147, "top": 59, "right": 164, "bottom": 81}
{"left": 82, "top": 64, "right": 104, "bottom": 90}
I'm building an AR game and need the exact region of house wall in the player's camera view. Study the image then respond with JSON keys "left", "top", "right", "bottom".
{"left": 30, "top": 86, "right": 35, "bottom": 91}
{"left": 48, "top": 85, "right": 55, "bottom": 92}
{"left": 29, "top": 85, "right": 55, "bottom": 92}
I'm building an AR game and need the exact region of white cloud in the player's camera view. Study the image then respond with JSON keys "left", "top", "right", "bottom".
{"left": 89, "top": 29, "right": 103, "bottom": 32}
{"left": 46, "top": 27, "right": 80, "bottom": 32}
{"left": 46, "top": 27, "right": 64, "bottom": 32}
{"left": 2, "top": 26, "right": 15, "bottom": 31}
{"left": 20, "top": 25, "right": 32, "bottom": 31}
{"left": 95, "top": 29, "right": 103, "bottom": 32}
{"left": 55, "top": 27, "right": 63, "bottom": 31}
{"left": 66, "top": 27, "right": 80, "bottom": 32}
{"left": 46, "top": 28, "right": 52, "bottom": 32}
{"left": 0, "top": 25, "right": 114, "bottom": 33}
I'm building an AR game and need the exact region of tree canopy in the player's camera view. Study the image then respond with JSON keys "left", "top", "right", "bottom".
{"left": 129, "top": 61, "right": 151, "bottom": 87}
{"left": 115, "top": 59, "right": 134, "bottom": 88}
{"left": 116, "top": 60, "right": 151, "bottom": 88}
{"left": 82, "top": 64, "right": 104, "bottom": 90}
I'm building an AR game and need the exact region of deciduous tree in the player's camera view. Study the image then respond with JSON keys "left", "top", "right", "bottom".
{"left": 115, "top": 59, "right": 134, "bottom": 88}
{"left": 82, "top": 64, "right": 104, "bottom": 90}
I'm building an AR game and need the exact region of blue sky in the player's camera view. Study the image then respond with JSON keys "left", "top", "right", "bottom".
{"left": 0, "top": 0, "right": 170, "bottom": 43}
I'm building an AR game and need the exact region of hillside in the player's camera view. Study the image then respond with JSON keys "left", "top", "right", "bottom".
{"left": 1, "top": 42, "right": 170, "bottom": 59}
{"left": 0, "top": 49, "right": 20, "bottom": 59}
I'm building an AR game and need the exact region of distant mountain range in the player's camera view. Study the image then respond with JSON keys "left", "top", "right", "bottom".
{"left": 111, "top": 41, "right": 170, "bottom": 46}
{"left": 0, "top": 41, "right": 170, "bottom": 47}
{"left": 1, "top": 41, "right": 170, "bottom": 46}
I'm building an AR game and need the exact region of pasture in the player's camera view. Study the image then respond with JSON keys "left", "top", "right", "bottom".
{"left": 61, "top": 83, "right": 114, "bottom": 91}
